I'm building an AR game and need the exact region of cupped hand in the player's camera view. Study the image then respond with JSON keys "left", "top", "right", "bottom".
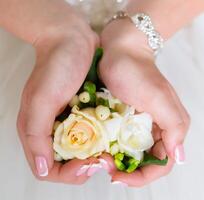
{"left": 99, "top": 18, "right": 190, "bottom": 187}
{"left": 17, "top": 12, "right": 100, "bottom": 184}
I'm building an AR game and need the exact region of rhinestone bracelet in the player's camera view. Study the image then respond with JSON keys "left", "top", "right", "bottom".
{"left": 107, "top": 11, "right": 164, "bottom": 56}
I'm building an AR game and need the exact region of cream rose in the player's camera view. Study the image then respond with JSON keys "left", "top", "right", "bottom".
{"left": 103, "top": 110, "right": 154, "bottom": 161}
{"left": 53, "top": 106, "right": 109, "bottom": 160}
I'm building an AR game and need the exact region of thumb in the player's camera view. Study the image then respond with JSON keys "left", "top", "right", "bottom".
{"left": 17, "top": 96, "right": 58, "bottom": 178}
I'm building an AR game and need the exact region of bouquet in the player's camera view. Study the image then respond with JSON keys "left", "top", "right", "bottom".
{"left": 53, "top": 48, "right": 167, "bottom": 173}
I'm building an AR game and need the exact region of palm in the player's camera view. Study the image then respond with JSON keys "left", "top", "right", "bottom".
{"left": 99, "top": 48, "right": 189, "bottom": 186}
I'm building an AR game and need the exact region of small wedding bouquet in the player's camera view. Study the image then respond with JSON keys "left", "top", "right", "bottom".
{"left": 53, "top": 48, "right": 167, "bottom": 173}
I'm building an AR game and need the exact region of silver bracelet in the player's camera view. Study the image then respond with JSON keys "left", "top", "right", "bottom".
{"left": 107, "top": 11, "right": 164, "bottom": 56}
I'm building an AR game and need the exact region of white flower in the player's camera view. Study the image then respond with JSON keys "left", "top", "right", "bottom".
{"left": 53, "top": 106, "right": 109, "bottom": 160}
{"left": 103, "top": 110, "right": 154, "bottom": 161}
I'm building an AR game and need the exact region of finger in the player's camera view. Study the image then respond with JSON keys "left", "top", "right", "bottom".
{"left": 167, "top": 83, "right": 190, "bottom": 129}
{"left": 17, "top": 92, "right": 60, "bottom": 178}
{"left": 111, "top": 142, "right": 173, "bottom": 187}
{"left": 60, "top": 157, "right": 100, "bottom": 184}
{"left": 112, "top": 143, "right": 174, "bottom": 187}
{"left": 98, "top": 153, "right": 116, "bottom": 174}
{"left": 38, "top": 157, "right": 99, "bottom": 185}
{"left": 150, "top": 140, "right": 167, "bottom": 160}
{"left": 152, "top": 123, "right": 162, "bottom": 142}
{"left": 111, "top": 158, "right": 174, "bottom": 187}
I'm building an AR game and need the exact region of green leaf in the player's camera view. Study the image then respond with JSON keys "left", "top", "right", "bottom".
{"left": 110, "top": 140, "right": 117, "bottom": 147}
{"left": 139, "top": 152, "right": 168, "bottom": 167}
{"left": 85, "top": 48, "right": 103, "bottom": 84}
{"left": 56, "top": 106, "right": 71, "bottom": 122}
{"left": 89, "top": 93, "right": 96, "bottom": 107}
{"left": 110, "top": 108, "right": 117, "bottom": 113}
{"left": 96, "top": 97, "right": 110, "bottom": 107}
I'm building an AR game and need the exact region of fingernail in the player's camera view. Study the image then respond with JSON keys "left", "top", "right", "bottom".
{"left": 111, "top": 181, "right": 128, "bottom": 187}
{"left": 174, "top": 144, "right": 185, "bottom": 165}
{"left": 76, "top": 165, "right": 90, "bottom": 177}
{"left": 98, "top": 158, "right": 110, "bottom": 172}
{"left": 87, "top": 163, "right": 102, "bottom": 177}
{"left": 35, "top": 156, "right": 48, "bottom": 177}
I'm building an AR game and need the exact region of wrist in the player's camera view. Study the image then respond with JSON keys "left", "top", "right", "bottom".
{"left": 126, "top": 0, "right": 204, "bottom": 40}
{"left": 34, "top": 16, "right": 98, "bottom": 59}
{"left": 0, "top": 0, "right": 98, "bottom": 48}
{"left": 101, "top": 18, "right": 154, "bottom": 60}
{"left": 36, "top": 14, "right": 97, "bottom": 46}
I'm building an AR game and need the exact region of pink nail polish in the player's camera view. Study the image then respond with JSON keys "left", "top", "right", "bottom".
{"left": 76, "top": 165, "right": 90, "bottom": 176}
{"left": 174, "top": 144, "right": 185, "bottom": 165}
{"left": 111, "top": 181, "right": 128, "bottom": 187}
{"left": 35, "top": 156, "right": 48, "bottom": 177}
{"left": 87, "top": 164, "right": 102, "bottom": 177}
{"left": 98, "top": 158, "right": 110, "bottom": 172}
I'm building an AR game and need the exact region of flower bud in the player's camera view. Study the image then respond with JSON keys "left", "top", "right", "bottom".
{"left": 126, "top": 158, "right": 140, "bottom": 173}
{"left": 95, "top": 105, "right": 110, "bottom": 121}
{"left": 79, "top": 92, "right": 90, "bottom": 103}
{"left": 114, "top": 159, "right": 126, "bottom": 171}
{"left": 69, "top": 95, "right": 80, "bottom": 107}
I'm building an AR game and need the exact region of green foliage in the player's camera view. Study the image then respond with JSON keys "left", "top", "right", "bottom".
{"left": 84, "top": 81, "right": 96, "bottom": 94}
{"left": 56, "top": 106, "right": 71, "bottom": 122}
{"left": 96, "top": 97, "right": 110, "bottom": 107}
{"left": 113, "top": 151, "right": 168, "bottom": 173}
{"left": 115, "top": 153, "right": 125, "bottom": 161}
{"left": 85, "top": 48, "right": 103, "bottom": 85}
{"left": 114, "top": 159, "right": 126, "bottom": 171}
{"left": 126, "top": 159, "right": 140, "bottom": 173}
{"left": 139, "top": 152, "right": 168, "bottom": 167}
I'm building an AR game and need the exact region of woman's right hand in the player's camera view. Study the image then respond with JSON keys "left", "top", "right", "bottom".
{"left": 99, "top": 18, "right": 190, "bottom": 186}
{"left": 17, "top": 10, "right": 101, "bottom": 184}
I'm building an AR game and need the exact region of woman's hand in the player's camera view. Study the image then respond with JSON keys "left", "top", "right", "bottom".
{"left": 17, "top": 12, "right": 100, "bottom": 184}
{"left": 99, "top": 19, "right": 190, "bottom": 187}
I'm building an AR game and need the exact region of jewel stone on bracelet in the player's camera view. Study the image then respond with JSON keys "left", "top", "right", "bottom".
{"left": 131, "top": 13, "right": 164, "bottom": 55}
{"left": 148, "top": 31, "right": 164, "bottom": 50}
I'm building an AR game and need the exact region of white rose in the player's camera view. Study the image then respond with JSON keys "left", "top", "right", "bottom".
{"left": 53, "top": 106, "right": 109, "bottom": 160}
{"left": 103, "top": 110, "right": 154, "bottom": 161}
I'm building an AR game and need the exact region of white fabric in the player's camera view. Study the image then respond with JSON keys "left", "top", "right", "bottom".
{"left": 65, "top": 0, "right": 127, "bottom": 31}
{"left": 0, "top": 3, "right": 204, "bottom": 200}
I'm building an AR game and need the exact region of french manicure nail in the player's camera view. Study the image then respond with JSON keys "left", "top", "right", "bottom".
{"left": 98, "top": 158, "right": 110, "bottom": 172}
{"left": 87, "top": 163, "right": 102, "bottom": 177}
{"left": 76, "top": 165, "right": 90, "bottom": 176}
{"left": 111, "top": 181, "right": 128, "bottom": 187}
{"left": 35, "top": 156, "right": 48, "bottom": 177}
{"left": 174, "top": 144, "right": 185, "bottom": 165}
